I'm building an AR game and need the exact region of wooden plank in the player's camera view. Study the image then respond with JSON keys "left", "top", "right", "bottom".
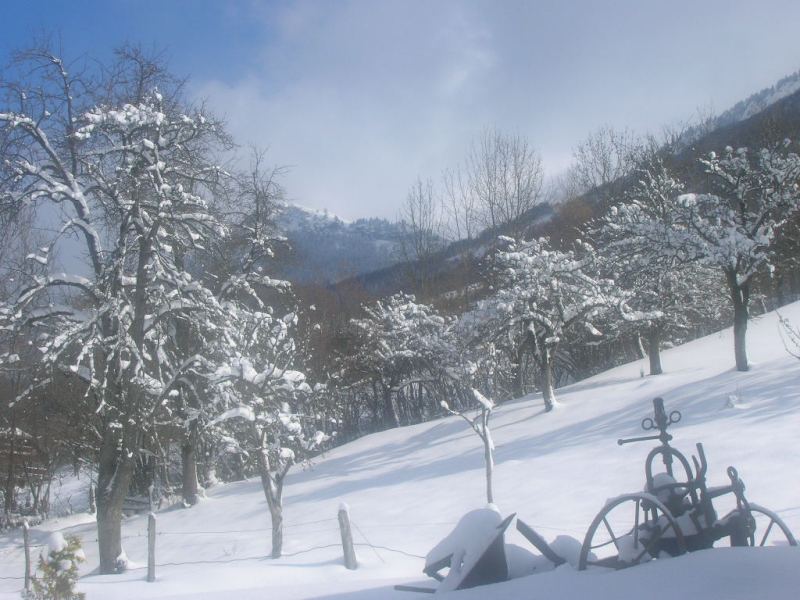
{"left": 393, "top": 585, "right": 436, "bottom": 594}
{"left": 516, "top": 518, "right": 566, "bottom": 566}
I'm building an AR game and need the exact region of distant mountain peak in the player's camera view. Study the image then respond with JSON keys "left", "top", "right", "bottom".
{"left": 275, "top": 202, "right": 420, "bottom": 285}
{"left": 277, "top": 202, "right": 350, "bottom": 232}
{"left": 714, "top": 70, "right": 800, "bottom": 128}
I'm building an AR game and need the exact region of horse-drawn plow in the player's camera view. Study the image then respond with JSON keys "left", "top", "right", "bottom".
{"left": 399, "top": 397, "right": 797, "bottom": 593}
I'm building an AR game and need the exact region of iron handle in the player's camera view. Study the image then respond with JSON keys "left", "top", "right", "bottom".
{"left": 618, "top": 433, "right": 662, "bottom": 446}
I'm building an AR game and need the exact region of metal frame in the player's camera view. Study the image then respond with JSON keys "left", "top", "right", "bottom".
{"left": 579, "top": 397, "right": 797, "bottom": 570}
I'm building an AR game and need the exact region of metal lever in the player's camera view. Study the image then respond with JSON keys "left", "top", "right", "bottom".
{"left": 695, "top": 443, "right": 707, "bottom": 477}
{"left": 618, "top": 433, "right": 662, "bottom": 446}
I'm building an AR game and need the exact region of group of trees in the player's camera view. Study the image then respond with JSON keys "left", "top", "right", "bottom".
{"left": 0, "top": 46, "right": 325, "bottom": 569}
{"left": 594, "top": 145, "right": 800, "bottom": 372}
{"left": 402, "top": 128, "right": 547, "bottom": 245}
{"left": 395, "top": 129, "right": 548, "bottom": 298}
{"left": 325, "top": 136, "right": 800, "bottom": 439}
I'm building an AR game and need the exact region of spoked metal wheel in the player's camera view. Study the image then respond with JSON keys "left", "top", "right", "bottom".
{"left": 578, "top": 493, "right": 687, "bottom": 570}
{"left": 746, "top": 504, "right": 797, "bottom": 547}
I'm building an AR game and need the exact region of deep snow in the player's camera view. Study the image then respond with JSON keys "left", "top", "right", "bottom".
{"left": 2, "top": 302, "right": 800, "bottom": 599}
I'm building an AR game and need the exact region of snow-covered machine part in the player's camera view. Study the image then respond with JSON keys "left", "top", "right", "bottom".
{"left": 579, "top": 397, "right": 797, "bottom": 570}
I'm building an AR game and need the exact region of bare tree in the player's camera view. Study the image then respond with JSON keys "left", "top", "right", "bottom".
{"left": 442, "top": 166, "right": 479, "bottom": 241}
{"left": 398, "top": 177, "right": 444, "bottom": 292}
{"left": 399, "top": 178, "right": 443, "bottom": 260}
{"left": 567, "top": 125, "right": 639, "bottom": 208}
{"left": 441, "top": 390, "right": 495, "bottom": 504}
{"left": 779, "top": 314, "right": 800, "bottom": 359}
{"left": 466, "top": 129, "right": 545, "bottom": 235}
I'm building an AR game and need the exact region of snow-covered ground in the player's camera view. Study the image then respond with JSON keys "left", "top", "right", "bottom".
{"left": 2, "top": 303, "right": 800, "bottom": 599}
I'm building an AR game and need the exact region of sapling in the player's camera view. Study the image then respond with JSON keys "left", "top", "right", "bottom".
{"left": 24, "top": 533, "right": 85, "bottom": 600}
{"left": 778, "top": 314, "right": 800, "bottom": 359}
{"left": 441, "top": 389, "right": 496, "bottom": 503}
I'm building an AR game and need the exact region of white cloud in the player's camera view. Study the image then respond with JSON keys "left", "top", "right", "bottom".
{"left": 192, "top": 0, "right": 800, "bottom": 220}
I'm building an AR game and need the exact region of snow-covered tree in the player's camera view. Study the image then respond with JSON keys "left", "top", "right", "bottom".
{"left": 599, "top": 144, "right": 800, "bottom": 371}
{"left": 341, "top": 293, "right": 464, "bottom": 428}
{"left": 166, "top": 150, "right": 289, "bottom": 508}
{"left": 455, "top": 305, "right": 521, "bottom": 402}
{"left": 589, "top": 158, "right": 726, "bottom": 375}
{"left": 207, "top": 294, "right": 326, "bottom": 558}
{"left": 200, "top": 155, "right": 327, "bottom": 558}
{"left": 472, "top": 237, "right": 635, "bottom": 410}
{"left": 0, "top": 48, "right": 233, "bottom": 573}
{"left": 695, "top": 144, "right": 800, "bottom": 370}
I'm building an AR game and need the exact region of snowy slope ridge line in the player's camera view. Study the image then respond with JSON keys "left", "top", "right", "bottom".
{"left": 715, "top": 70, "right": 800, "bottom": 126}
{"left": 2, "top": 302, "right": 800, "bottom": 599}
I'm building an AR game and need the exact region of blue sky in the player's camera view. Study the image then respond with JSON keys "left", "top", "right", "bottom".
{"left": 0, "top": 1, "right": 273, "bottom": 83}
{"left": 3, "top": 1, "right": 800, "bottom": 220}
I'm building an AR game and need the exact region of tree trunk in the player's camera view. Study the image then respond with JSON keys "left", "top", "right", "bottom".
{"left": 415, "top": 382, "right": 426, "bottom": 422}
{"left": 97, "top": 504, "right": 124, "bottom": 574}
{"left": 541, "top": 346, "right": 556, "bottom": 412}
{"left": 181, "top": 423, "right": 199, "bottom": 507}
{"left": 88, "top": 484, "right": 96, "bottom": 514}
{"left": 774, "top": 273, "right": 785, "bottom": 309}
{"left": 382, "top": 385, "right": 400, "bottom": 429}
{"left": 269, "top": 501, "right": 283, "bottom": 559}
{"left": 3, "top": 458, "right": 15, "bottom": 514}
{"left": 4, "top": 383, "right": 20, "bottom": 515}
{"left": 733, "top": 299, "right": 749, "bottom": 371}
{"left": 181, "top": 441, "right": 198, "bottom": 507}
{"left": 635, "top": 334, "right": 647, "bottom": 360}
{"left": 369, "top": 383, "right": 381, "bottom": 431}
{"left": 511, "top": 332, "right": 534, "bottom": 399}
{"left": 511, "top": 356, "right": 524, "bottom": 399}
{"left": 482, "top": 411, "right": 494, "bottom": 504}
{"left": 646, "top": 328, "right": 663, "bottom": 376}
{"left": 96, "top": 426, "right": 136, "bottom": 574}
{"left": 3, "top": 411, "right": 17, "bottom": 515}
{"left": 726, "top": 270, "right": 750, "bottom": 372}
{"left": 253, "top": 425, "right": 285, "bottom": 558}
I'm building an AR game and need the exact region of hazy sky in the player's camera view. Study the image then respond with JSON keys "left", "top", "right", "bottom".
{"left": 3, "top": 1, "right": 800, "bottom": 220}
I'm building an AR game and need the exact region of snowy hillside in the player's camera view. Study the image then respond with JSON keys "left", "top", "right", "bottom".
{"left": 714, "top": 70, "right": 800, "bottom": 128}
{"left": 2, "top": 303, "right": 800, "bottom": 599}
{"left": 678, "top": 69, "right": 800, "bottom": 147}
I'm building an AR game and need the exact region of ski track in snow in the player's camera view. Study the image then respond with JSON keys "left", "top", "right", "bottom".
{"left": 2, "top": 303, "right": 800, "bottom": 599}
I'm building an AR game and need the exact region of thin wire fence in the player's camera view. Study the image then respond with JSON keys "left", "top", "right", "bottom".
{"left": 4, "top": 505, "right": 795, "bottom": 593}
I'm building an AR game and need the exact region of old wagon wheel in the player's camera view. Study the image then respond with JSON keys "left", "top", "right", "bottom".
{"left": 743, "top": 504, "right": 797, "bottom": 547}
{"left": 578, "top": 493, "right": 687, "bottom": 570}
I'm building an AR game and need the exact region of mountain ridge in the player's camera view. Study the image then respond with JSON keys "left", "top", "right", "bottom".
{"left": 276, "top": 203, "right": 439, "bottom": 285}
{"left": 278, "top": 69, "right": 800, "bottom": 289}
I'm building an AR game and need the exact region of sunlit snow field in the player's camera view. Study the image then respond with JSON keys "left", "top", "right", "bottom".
{"left": 2, "top": 302, "right": 799, "bottom": 599}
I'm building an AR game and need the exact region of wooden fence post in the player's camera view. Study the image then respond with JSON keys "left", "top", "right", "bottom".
{"left": 23, "top": 520, "right": 31, "bottom": 592}
{"left": 338, "top": 503, "right": 358, "bottom": 570}
{"left": 147, "top": 513, "right": 156, "bottom": 582}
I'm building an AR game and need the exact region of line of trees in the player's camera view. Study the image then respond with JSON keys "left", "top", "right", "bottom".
{"left": 318, "top": 137, "right": 800, "bottom": 438}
